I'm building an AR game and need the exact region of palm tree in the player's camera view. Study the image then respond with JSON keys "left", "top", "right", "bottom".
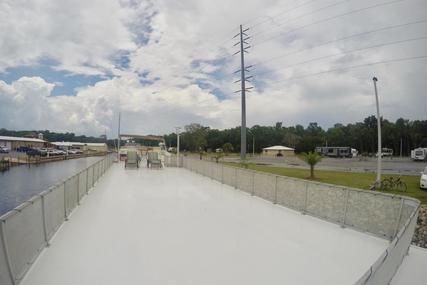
{"left": 301, "top": 151, "right": 322, "bottom": 179}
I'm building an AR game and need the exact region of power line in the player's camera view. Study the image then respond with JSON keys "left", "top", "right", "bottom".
{"left": 258, "top": 55, "right": 427, "bottom": 87}
{"left": 251, "top": 0, "right": 352, "bottom": 39}
{"left": 252, "top": 0, "right": 406, "bottom": 47}
{"left": 245, "top": 0, "right": 321, "bottom": 29}
{"left": 253, "top": 35, "right": 427, "bottom": 77}
{"left": 250, "top": 19, "right": 427, "bottom": 67}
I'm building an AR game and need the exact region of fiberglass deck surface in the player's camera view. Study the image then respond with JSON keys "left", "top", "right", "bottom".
{"left": 22, "top": 163, "right": 388, "bottom": 285}
{"left": 391, "top": 245, "right": 427, "bottom": 285}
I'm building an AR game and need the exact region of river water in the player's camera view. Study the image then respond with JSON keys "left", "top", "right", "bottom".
{"left": 0, "top": 156, "right": 104, "bottom": 216}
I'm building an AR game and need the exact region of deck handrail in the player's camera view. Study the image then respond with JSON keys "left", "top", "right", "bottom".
{"left": 181, "top": 157, "right": 420, "bottom": 285}
{"left": 0, "top": 154, "right": 115, "bottom": 285}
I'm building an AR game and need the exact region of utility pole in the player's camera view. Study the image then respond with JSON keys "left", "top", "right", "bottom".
{"left": 117, "top": 112, "right": 121, "bottom": 162}
{"left": 175, "top": 127, "right": 181, "bottom": 167}
{"left": 233, "top": 25, "right": 253, "bottom": 161}
{"left": 373, "top": 77, "right": 382, "bottom": 185}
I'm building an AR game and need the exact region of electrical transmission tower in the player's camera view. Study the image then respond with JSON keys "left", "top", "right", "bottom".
{"left": 233, "top": 25, "right": 253, "bottom": 161}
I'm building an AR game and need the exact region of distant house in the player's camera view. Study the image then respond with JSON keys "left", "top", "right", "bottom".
{"left": 262, "top": 145, "right": 295, "bottom": 157}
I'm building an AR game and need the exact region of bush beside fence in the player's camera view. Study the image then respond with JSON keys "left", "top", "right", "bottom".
{"left": 0, "top": 154, "right": 114, "bottom": 285}
{"left": 182, "top": 157, "right": 420, "bottom": 285}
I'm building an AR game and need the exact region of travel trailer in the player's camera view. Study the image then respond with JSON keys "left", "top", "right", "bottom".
{"left": 315, "top": 146, "right": 356, "bottom": 158}
{"left": 411, "top": 147, "right": 427, "bottom": 161}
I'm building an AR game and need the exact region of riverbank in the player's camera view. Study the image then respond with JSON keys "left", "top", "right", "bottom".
{"left": 0, "top": 151, "right": 109, "bottom": 167}
{"left": 0, "top": 156, "right": 105, "bottom": 215}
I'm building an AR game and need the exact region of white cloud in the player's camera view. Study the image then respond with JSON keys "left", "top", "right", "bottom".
{"left": 0, "top": 0, "right": 142, "bottom": 75}
{"left": 0, "top": 0, "right": 426, "bottom": 137}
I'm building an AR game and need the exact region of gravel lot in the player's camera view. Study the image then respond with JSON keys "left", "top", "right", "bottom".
{"left": 226, "top": 155, "right": 427, "bottom": 176}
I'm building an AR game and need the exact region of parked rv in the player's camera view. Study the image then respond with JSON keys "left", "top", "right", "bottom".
{"left": 315, "top": 146, "right": 355, "bottom": 158}
{"left": 420, "top": 167, "right": 427, "bottom": 190}
{"left": 376, "top": 148, "right": 393, "bottom": 157}
{"left": 411, "top": 148, "right": 427, "bottom": 161}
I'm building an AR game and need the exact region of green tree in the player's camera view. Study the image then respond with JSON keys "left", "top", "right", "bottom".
{"left": 300, "top": 151, "right": 322, "bottom": 179}
{"left": 222, "top": 142, "right": 234, "bottom": 154}
{"left": 182, "top": 123, "right": 208, "bottom": 151}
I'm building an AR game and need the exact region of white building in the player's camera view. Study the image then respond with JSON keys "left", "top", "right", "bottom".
{"left": 0, "top": 135, "right": 46, "bottom": 150}
{"left": 52, "top": 142, "right": 108, "bottom": 152}
{"left": 262, "top": 145, "right": 295, "bottom": 157}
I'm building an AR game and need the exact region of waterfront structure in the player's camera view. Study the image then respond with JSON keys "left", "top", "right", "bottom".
{"left": 0, "top": 156, "right": 425, "bottom": 285}
{"left": 52, "top": 142, "right": 108, "bottom": 152}
{"left": 262, "top": 145, "right": 295, "bottom": 157}
{"left": 86, "top": 143, "right": 108, "bottom": 152}
{"left": 0, "top": 135, "right": 46, "bottom": 150}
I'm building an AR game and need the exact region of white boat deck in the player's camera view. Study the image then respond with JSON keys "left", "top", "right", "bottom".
{"left": 22, "top": 163, "right": 391, "bottom": 285}
{"left": 391, "top": 245, "right": 427, "bottom": 285}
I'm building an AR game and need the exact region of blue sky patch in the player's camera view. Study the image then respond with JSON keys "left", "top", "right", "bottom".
{"left": 0, "top": 63, "right": 105, "bottom": 96}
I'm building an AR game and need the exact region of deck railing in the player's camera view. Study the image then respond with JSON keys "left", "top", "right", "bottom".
{"left": 0, "top": 155, "right": 419, "bottom": 285}
{"left": 0, "top": 154, "right": 115, "bottom": 285}
{"left": 182, "top": 157, "right": 420, "bottom": 285}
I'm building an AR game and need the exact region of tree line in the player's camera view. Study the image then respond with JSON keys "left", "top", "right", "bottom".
{"left": 164, "top": 116, "right": 427, "bottom": 155}
{"left": 0, "top": 129, "right": 107, "bottom": 144}
{"left": 2, "top": 115, "right": 426, "bottom": 156}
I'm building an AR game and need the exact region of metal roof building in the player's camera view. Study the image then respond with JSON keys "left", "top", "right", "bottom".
{"left": 0, "top": 135, "right": 46, "bottom": 149}
{"left": 52, "top": 142, "right": 107, "bottom": 152}
{"left": 262, "top": 145, "right": 295, "bottom": 157}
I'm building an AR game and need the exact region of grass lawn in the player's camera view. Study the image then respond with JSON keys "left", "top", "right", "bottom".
{"left": 224, "top": 162, "right": 427, "bottom": 204}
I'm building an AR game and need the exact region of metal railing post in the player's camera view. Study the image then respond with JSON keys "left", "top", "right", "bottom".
{"left": 40, "top": 194, "right": 50, "bottom": 246}
{"left": 302, "top": 182, "right": 309, "bottom": 214}
{"left": 0, "top": 218, "right": 16, "bottom": 285}
{"left": 221, "top": 165, "right": 224, "bottom": 184}
{"left": 92, "top": 166, "right": 95, "bottom": 187}
{"left": 393, "top": 199, "right": 404, "bottom": 238}
{"left": 86, "top": 169, "right": 89, "bottom": 193}
{"left": 274, "top": 176, "right": 278, "bottom": 204}
{"left": 63, "top": 181, "right": 68, "bottom": 221}
{"left": 76, "top": 174, "right": 80, "bottom": 206}
{"left": 251, "top": 172, "right": 255, "bottom": 196}
{"left": 341, "top": 188, "right": 350, "bottom": 228}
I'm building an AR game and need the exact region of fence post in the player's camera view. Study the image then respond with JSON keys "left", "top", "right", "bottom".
{"left": 86, "top": 168, "right": 89, "bottom": 194}
{"left": 274, "top": 176, "right": 278, "bottom": 204}
{"left": 221, "top": 165, "right": 224, "bottom": 184}
{"left": 251, "top": 172, "right": 255, "bottom": 196}
{"left": 40, "top": 194, "right": 50, "bottom": 247}
{"left": 393, "top": 199, "right": 404, "bottom": 238}
{"left": 0, "top": 218, "right": 16, "bottom": 285}
{"left": 302, "top": 182, "right": 309, "bottom": 215}
{"left": 341, "top": 188, "right": 350, "bottom": 228}
{"left": 76, "top": 174, "right": 81, "bottom": 206}
{"left": 92, "top": 165, "right": 95, "bottom": 187}
{"left": 63, "top": 181, "right": 68, "bottom": 221}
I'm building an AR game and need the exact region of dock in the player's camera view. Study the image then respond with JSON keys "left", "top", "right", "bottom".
{"left": 22, "top": 164, "right": 387, "bottom": 285}
{"left": 1, "top": 156, "right": 426, "bottom": 285}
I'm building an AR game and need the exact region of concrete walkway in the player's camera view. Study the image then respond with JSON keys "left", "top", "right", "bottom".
{"left": 22, "top": 163, "right": 389, "bottom": 285}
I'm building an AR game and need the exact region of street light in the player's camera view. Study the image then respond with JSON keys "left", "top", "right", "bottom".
{"left": 175, "top": 127, "right": 181, "bottom": 167}
{"left": 373, "top": 77, "right": 382, "bottom": 185}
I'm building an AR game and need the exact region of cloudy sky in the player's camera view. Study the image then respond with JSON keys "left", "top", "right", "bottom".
{"left": 0, "top": 0, "right": 426, "bottom": 137}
